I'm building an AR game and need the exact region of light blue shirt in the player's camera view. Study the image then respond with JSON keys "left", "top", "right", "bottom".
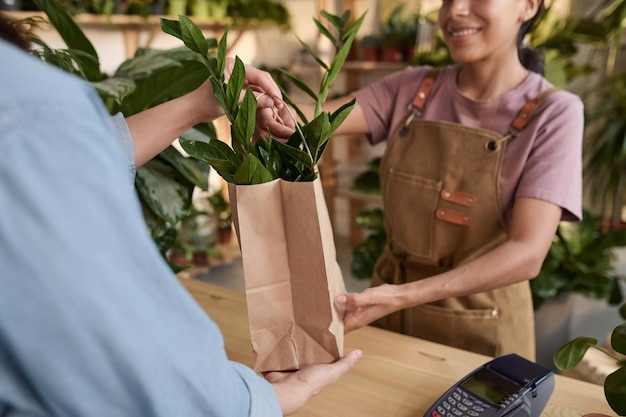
{"left": 0, "top": 40, "right": 281, "bottom": 417}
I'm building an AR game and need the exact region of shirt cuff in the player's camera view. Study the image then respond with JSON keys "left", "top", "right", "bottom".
{"left": 231, "top": 362, "right": 282, "bottom": 417}
{"left": 111, "top": 112, "right": 136, "bottom": 184}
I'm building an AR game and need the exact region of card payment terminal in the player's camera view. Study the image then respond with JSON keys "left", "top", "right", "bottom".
{"left": 424, "top": 354, "right": 554, "bottom": 417}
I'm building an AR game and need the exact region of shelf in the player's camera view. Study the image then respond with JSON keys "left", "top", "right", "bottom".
{"left": 342, "top": 61, "right": 410, "bottom": 72}
{"left": 7, "top": 11, "right": 255, "bottom": 58}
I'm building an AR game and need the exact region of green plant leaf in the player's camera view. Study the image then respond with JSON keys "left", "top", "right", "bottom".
{"left": 225, "top": 57, "right": 246, "bottom": 115}
{"left": 135, "top": 158, "right": 194, "bottom": 224}
{"left": 91, "top": 76, "right": 136, "bottom": 104}
{"left": 179, "top": 15, "right": 209, "bottom": 57}
{"left": 553, "top": 337, "right": 598, "bottom": 371}
{"left": 158, "top": 146, "right": 210, "bottom": 190}
{"left": 605, "top": 367, "right": 626, "bottom": 415}
{"left": 303, "top": 112, "right": 332, "bottom": 163}
{"left": 277, "top": 68, "right": 319, "bottom": 102}
{"left": 179, "top": 140, "right": 239, "bottom": 184}
{"left": 232, "top": 89, "right": 258, "bottom": 154}
{"left": 179, "top": 122, "right": 217, "bottom": 145}
{"left": 33, "top": 0, "right": 101, "bottom": 81}
{"left": 329, "top": 98, "right": 356, "bottom": 133}
{"left": 234, "top": 154, "right": 274, "bottom": 184}
{"left": 160, "top": 18, "right": 183, "bottom": 41}
{"left": 117, "top": 53, "right": 209, "bottom": 117}
{"left": 313, "top": 16, "right": 336, "bottom": 45}
{"left": 271, "top": 139, "right": 313, "bottom": 169}
{"left": 611, "top": 323, "right": 626, "bottom": 355}
{"left": 297, "top": 36, "right": 329, "bottom": 70}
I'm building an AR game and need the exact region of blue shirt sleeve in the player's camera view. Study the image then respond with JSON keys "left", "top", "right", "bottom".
{"left": 111, "top": 112, "right": 136, "bottom": 184}
{"left": 0, "top": 41, "right": 281, "bottom": 417}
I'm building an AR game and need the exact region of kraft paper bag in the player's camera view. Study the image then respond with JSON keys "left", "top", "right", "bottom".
{"left": 228, "top": 177, "right": 345, "bottom": 372}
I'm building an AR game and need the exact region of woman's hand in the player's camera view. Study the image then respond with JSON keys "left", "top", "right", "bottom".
{"left": 336, "top": 284, "right": 404, "bottom": 333}
{"left": 266, "top": 349, "right": 362, "bottom": 415}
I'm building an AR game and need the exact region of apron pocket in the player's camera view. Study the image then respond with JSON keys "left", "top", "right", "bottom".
{"left": 407, "top": 303, "right": 499, "bottom": 357}
{"left": 385, "top": 169, "right": 441, "bottom": 260}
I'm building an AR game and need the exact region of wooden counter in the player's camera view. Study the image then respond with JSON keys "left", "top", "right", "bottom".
{"left": 180, "top": 278, "right": 616, "bottom": 417}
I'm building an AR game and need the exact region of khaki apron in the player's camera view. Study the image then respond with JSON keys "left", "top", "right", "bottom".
{"left": 371, "top": 71, "right": 555, "bottom": 359}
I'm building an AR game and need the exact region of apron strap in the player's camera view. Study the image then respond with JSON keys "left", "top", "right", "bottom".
{"left": 401, "top": 68, "right": 440, "bottom": 133}
{"left": 509, "top": 87, "right": 559, "bottom": 137}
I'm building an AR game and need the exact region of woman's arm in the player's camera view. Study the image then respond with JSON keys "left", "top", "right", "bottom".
{"left": 337, "top": 197, "right": 562, "bottom": 332}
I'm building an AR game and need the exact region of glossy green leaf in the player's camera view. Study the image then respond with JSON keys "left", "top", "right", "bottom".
{"left": 158, "top": 146, "right": 210, "bottom": 190}
{"left": 135, "top": 158, "right": 194, "bottom": 224}
{"left": 232, "top": 89, "right": 258, "bottom": 154}
{"left": 271, "top": 139, "right": 313, "bottom": 168}
{"left": 605, "top": 367, "right": 626, "bottom": 415}
{"left": 329, "top": 98, "right": 356, "bottom": 133}
{"left": 277, "top": 68, "right": 318, "bottom": 102}
{"left": 33, "top": 0, "right": 101, "bottom": 81}
{"left": 179, "top": 122, "right": 217, "bottom": 145}
{"left": 303, "top": 112, "right": 332, "bottom": 164}
{"left": 179, "top": 140, "right": 238, "bottom": 184}
{"left": 179, "top": 15, "right": 209, "bottom": 57}
{"left": 225, "top": 57, "right": 245, "bottom": 115}
{"left": 611, "top": 323, "right": 626, "bottom": 355}
{"left": 553, "top": 337, "right": 598, "bottom": 371}
{"left": 234, "top": 154, "right": 274, "bottom": 185}
{"left": 160, "top": 18, "right": 183, "bottom": 41}
{"left": 120, "top": 59, "right": 209, "bottom": 117}
{"left": 313, "top": 17, "right": 336, "bottom": 45}
{"left": 91, "top": 76, "right": 136, "bottom": 104}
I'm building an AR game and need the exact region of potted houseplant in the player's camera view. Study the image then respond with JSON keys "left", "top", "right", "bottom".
{"left": 553, "top": 302, "right": 626, "bottom": 416}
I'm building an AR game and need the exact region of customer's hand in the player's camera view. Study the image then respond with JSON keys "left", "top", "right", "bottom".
{"left": 224, "top": 57, "right": 295, "bottom": 142}
{"left": 266, "top": 349, "right": 362, "bottom": 415}
{"left": 336, "top": 284, "right": 403, "bottom": 333}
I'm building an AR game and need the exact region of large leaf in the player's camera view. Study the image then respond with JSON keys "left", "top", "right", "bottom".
{"left": 158, "top": 146, "right": 210, "bottom": 190}
{"left": 180, "top": 140, "right": 239, "bottom": 183}
{"left": 119, "top": 59, "right": 209, "bottom": 117}
{"left": 611, "top": 323, "right": 626, "bottom": 355}
{"left": 552, "top": 337, "right": 598, "bottom": 371}
{"left": 225, "top": 57, "right": 246, "bottom": 115}
{"left": 605, "top": 367, "right": 626, "bottom": 415}
{"left": 135, "top": 158, "right": 194, "bottom": 225}
{"left": 33, "top": 0, "right": 101, "bottom": 81}
{"left": 303, "top": 112, "right": 332, "bottom": 164}
{"left": 91, "top": 76, "right": 136, "bottom": 105}
{"left": 179, "top": 15, "right": 209, "bottom": 57}
{"left": 231, "top": 89, "right": 257, "bottom": 155}
{"left": 179, "top": 122, "right": 217, "bottom": 145}
{"left": 234, "top": 154, "right": 273, "bottom": 184}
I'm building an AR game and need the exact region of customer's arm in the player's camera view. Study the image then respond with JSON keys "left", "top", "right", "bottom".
{"left": 126, "top": 58, "right": 287, "bottom": 168}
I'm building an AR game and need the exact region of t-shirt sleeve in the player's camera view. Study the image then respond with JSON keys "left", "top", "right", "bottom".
{"left": 352, "top": 67, "right": 430, "bottom": 145}
{"left": 515, "top": 90, "right": 584, "bottom": 221}
{"left": 0, "top": 83, "right": 281, "bottom": 417}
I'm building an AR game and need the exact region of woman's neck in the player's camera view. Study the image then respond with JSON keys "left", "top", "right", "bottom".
{"left": 456, "top": 60, "right": 530, "bottom": 101}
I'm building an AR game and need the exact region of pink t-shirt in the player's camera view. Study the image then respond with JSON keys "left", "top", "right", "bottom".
{"left": 353, "top": 65, "right": 584, "bottom": 223}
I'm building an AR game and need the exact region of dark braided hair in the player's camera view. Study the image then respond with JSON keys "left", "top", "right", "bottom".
{"left": 0, "top": 11, "right": 30, "bottom": 51}
{"left": 518, "top": 1, "right": 545, "bottom": 75}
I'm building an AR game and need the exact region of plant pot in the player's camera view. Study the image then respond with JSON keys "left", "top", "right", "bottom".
{"left": 380, "top": 46, "right": 404, "bottom": 62}
{"left": 207, "top": 2, "right": 228, "bottom": 19}
{"left": 167, "top": 0, "right": 187, "bottom": 16}
{"left": 190, "top": 0, "right": 209, "bottom": 17}
{"left": 361, "top": 46, "right": 379, "bottom": 62}
{"left": 217, "top": 225, "right": 233, "bottom": 244}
